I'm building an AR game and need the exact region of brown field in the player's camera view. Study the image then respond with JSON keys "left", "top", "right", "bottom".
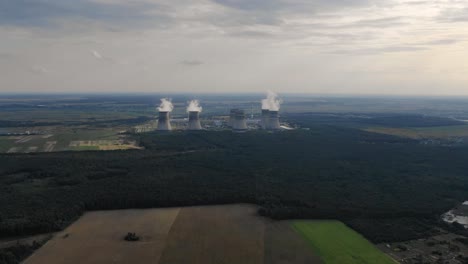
{"left": 24, "top": 204, "right": 322, "bottom": 264}
{"left": 24, "top": 208, "right": 181, "bottom": 264}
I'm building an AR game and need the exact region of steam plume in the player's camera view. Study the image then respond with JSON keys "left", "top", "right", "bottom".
{"left": 158, "top": 98, "right": 174, "bottom": 112}
{"left": 187, "top": 100, "right": 202, "bottom": 112}
{"left": 261, "top": 90, "right": 282, "bottom": 111}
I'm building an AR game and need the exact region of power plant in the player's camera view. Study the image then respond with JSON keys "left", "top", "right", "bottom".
{"left": 231, "top": 109, "right": 247, "bottom": 130}
{"left": 186, "top": 100, "right": 203, "bottom": 130}
{"left": 261, "top": 109, "right": 270, "bottom": 129}
{"left": 268, "top": 111, "right": 281, "bottom": 130}
{"left": 228, "top": 109, "right": 237, "bottom": 127}
{"left": 187, "top": 111, "right": 202, "bottom": 130}
{"left": 148, "top": 92, "right": 288, "bottom": 133}
{"left": 157, "top": 98, "right": 174, "bottom": 131}
{"left": 157, "top": 111, "right": 172, "bottom": 131}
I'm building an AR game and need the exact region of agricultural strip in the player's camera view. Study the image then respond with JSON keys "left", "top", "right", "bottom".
{"left": 158, "top": 204, "right": 265, "bottom": 264}
{"left": 264, "top": 221, "right": 322, "bottom": 264}
{"left": 293, "top": 220, "right": 396, "bottom": 264}
{"left": 23, "top": 208, "right": 181, "bottom": 264}
{"left": 23, "top": 205, "right": 333, "bottom": 264}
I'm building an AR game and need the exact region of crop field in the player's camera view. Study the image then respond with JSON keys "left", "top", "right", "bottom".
{"left": 0, "top": 129, "right": 139, "bottom": 153}
{"left": 23, "top": 208, "right": 181, "bottom": 264}
{"left": 293, "top": 221, "right": 396, "bottom": 264}
{"left": 365, "top": 125, "right": 468, "bottom": 139}
{"left": 24, "top": 205, "right": 323, "bottom": 264}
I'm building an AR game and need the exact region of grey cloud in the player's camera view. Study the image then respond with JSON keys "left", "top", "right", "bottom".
{"left": 210, "top": 0, "right": 384, "bottom": 28}
{"left": 0, "top": 0, "right": 166, "bottom": 27}
{"left": 29, "top": 65, "right": 50, "bottom": 74}
{"left": 0, "top": 53, "right": 14, "bottom": 60}
{"left": 90, "top": 50, "right": 117, "bottom": 63}
{"left": 181, "top": 60, "right": 204, "bottom": 66}
{"left": 229, "top": 29, "right": 275, "bottom": 38}
{"left": 328, "top": 45, "right": 427, "bottom": 55}
{"left": 300, "top": 16, "right": 406, "bottom": 31}
{"left": 212, "top": 0, "right": 375, "bottom": 12}
{"left": 438, "top": 7, "right": 468, "bottom": 23}
{"left": 348, "top": 16, "right": 406, "bottom": 28}
{"left": 423, "top": 38, "right": 462, "bottom": 45}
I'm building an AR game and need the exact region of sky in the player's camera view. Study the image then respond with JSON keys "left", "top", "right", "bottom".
{"left": 0, "top": 0, "right": 467, "bottom": 95}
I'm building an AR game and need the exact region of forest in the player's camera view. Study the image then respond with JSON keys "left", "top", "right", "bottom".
{"left": 1, "top": 116, "right": 468, "bottom": 244}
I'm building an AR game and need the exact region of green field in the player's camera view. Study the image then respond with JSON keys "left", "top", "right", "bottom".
{"left": 293, "top": 221, "right": 396, "bottom": 264}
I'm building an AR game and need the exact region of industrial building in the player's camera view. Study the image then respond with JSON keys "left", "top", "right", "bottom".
{"left": 187, "top": 111, "right": 202, "bottom": 130}
{"left": 230, "top": 109, "right": 248, "bottom": 130}
{"left": 157, "top": 111, "right": 172, "bottom": 131}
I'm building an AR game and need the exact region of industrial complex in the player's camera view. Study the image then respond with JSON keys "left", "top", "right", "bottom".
{"left": 153, "top": 92, "right": 288, "bottom": 132}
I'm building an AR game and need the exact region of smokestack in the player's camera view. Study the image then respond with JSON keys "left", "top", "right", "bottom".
{"left": 261, "top": 109, "right": 270, "bottom": 129}
{"left": 268, "top": 111, "right": 280, "bottom": 130}
{"left": 232, "top": 109, "right": 247, "bottom": 130}
{"left": 188, "top": 111, "right": 202, "bottom": 130}
{"left": 157, "top": 111, "right": 172, "bottom": 131}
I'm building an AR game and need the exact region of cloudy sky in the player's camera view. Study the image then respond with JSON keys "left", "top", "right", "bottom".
{"left": 0, "top": 0, "right": 467, "bottom": 95}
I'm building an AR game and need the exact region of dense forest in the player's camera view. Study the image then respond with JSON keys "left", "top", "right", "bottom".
{"left": 1, "top": 118, "right": 468, "bottom": 243}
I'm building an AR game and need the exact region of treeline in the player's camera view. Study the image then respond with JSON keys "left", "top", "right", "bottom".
{"left": 1, "top": 125, "right": 468, "bottom": 243}
{"left": 0, "top": 239, "right": 47, "bottom": 264}
{"left": 0, "top": 116, "right": 152, "bottom": 128}
{"left": 286, "top": 112, "right": 464, "bottom": 127}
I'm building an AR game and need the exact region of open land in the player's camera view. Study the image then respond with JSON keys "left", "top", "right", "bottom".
{"left": 293, "top": 221, "right": 396, "bottom": 264}
{"left": 24, "top": 205, "right": 323, "bottom": 264}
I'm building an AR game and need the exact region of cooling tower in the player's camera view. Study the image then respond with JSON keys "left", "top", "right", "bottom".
{"left": 232, "top": 109, "right": 247, "bottom": 130}
{"left": 188, "top": 111, "right": 202, "bottom": 130}
{"left": 157, "top": 111, "right": 172, "bottom": 131}
{"left": 268, "top": 111, "right": 280, "bottom": 130}
{"left": 228, "top": 109, "right": 237, "bottom": 127}
{"left": 261, "top": 109, "right": 270, "bottom": 129}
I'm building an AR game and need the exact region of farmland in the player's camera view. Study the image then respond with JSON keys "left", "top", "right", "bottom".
{"left": 293, "top": 221, "right": 396, "bottom": 264}
{"left": 0, "top": 129, "right": 140, "bottom": 153}
{"left": 364, "top": 125, "right": 468, "bottom": 140}
{"left": 24, "top": 205, "right": 323, "bottom": 264}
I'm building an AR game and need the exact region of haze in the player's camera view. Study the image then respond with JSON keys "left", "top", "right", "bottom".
{"left": 1, "top": 0, "right": 467, "bottom": 95}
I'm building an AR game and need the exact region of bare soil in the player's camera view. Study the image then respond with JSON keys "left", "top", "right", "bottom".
{"left": 24, "top": 204, "right": 322, "bottom": 264}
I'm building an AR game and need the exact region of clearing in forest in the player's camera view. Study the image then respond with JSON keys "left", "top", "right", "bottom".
{"left": 293, "top": 220, "right": 396, "bottom": 264}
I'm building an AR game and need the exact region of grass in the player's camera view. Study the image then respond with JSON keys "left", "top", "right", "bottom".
{"left": 293, "top": 220, "right": 396, "bottom": 264}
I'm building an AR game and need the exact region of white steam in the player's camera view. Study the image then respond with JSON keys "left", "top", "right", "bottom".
{"left": 158, "top": 98, "right": 174, "bottom": 112}
{"left": 261, "top": 90, "right": 282, "bottom": 111}
{"left": 187, "top": 100, "right": 202, "bottom": 112}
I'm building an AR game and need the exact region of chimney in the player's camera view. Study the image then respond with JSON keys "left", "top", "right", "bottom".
{"left": 157, "top": 111, "right": 172, "bottom": 131}
{"left": 268, "top": 111, "right": 280, "bottom": 130}
{"left": 261, "top": 109, "right": 270, "bottom": 129}
{"left": 232, "top": 109, "right": 247, "bottom": 130}
{"left": 188, "top": 111, "right": 202, "bottom": 130}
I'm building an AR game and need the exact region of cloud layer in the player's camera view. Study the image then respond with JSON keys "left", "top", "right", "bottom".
{"left": 1, "top": 0, "right": 468, "bottom": 95}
